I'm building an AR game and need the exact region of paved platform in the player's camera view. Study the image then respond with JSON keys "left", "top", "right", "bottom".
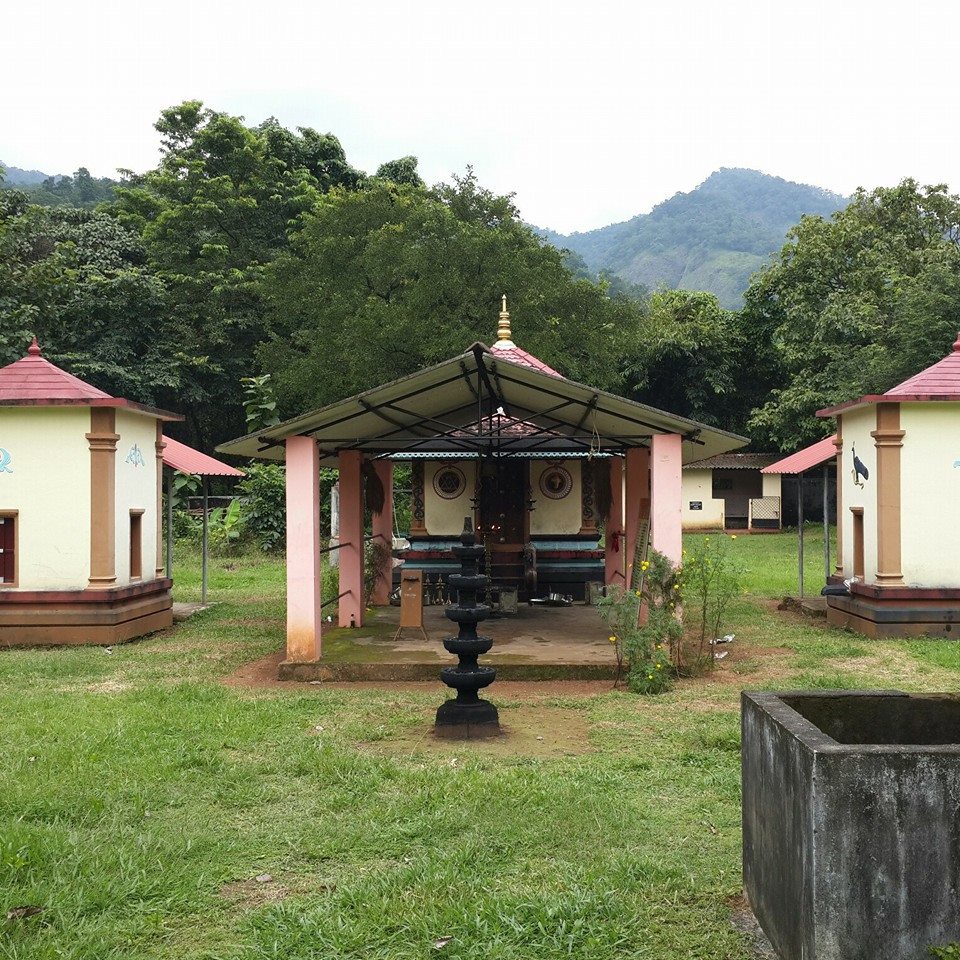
{"left": 279, "top": 602, "right": 618, "bottom": 681}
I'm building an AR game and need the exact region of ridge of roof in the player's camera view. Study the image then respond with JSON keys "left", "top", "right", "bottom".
{"left": 0, "top": 340, "right": 113, "bottom": 402}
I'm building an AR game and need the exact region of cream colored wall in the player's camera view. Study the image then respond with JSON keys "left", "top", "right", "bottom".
{"left": 762, "top": 474, "right": 782, "bottom": 498}
{"left": 682, "top": 470, "right": 725, "bottom": 530}
{"left": 424, "top": 460, "right": 476, "bottom": 536}
{"left": 900, "top": 404, "right": 960, "bottom": 587}
{"left": 838, "top": 407, "right": 878, "bottom": 582}
{"left": 0, "top": 408, "right": 90, "bottom": 590}
{"left": 529, "top": 461, "right": 582, "bottom": 535}
{"left": 114, "top": 410, "right": 159, "bottom": 585}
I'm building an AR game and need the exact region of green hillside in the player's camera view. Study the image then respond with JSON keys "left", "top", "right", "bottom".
{"left": 541, "top": 168, "right": 847, "bottom": 307}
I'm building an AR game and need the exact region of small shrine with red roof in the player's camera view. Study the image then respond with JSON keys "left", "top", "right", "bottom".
{"left": 818, "top": 333, "right": 960, "bottom": 637}
{"left": 0, "top": 337, "right": 180, "bottom": 646}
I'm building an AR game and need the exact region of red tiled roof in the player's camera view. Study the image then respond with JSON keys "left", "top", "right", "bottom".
{"left": 884, "top": 333, "right": 960, "bottom": 399}
{"left": 762, "top": 435, "right": 837, "bottom": 475}
{"left": 0, "top": 337, "right": 112, "bottom": 402}
{"left": 489, "top": 343, "right": 562, "bottom": 377}
{"left": 162, "top": 436, "right": 244, "bottom": 477}
{"left": 819, "top": 334, "right": 960, "bottom": 416}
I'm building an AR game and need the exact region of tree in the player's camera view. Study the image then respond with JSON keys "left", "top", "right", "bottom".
{"left": 622, "top": 289, "right": 748, "bottom": 429}
{"left": 0, "top": 191, "right": 182, "bottom": 401}
{"left": 744, "top": 180, "right": 960, "bottom": 450}
{"left": 110, "top": 101, "right": 366, "bottom": 447}
{"left": 374, "top": 156, "right": 424, "bottom": 188}
{"left": 257, "top": 171, "right": 643, "bottom": 414}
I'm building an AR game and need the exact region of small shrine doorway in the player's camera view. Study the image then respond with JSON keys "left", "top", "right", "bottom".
{"left": 476, "top": 458, "right": 528, "bottom": 544}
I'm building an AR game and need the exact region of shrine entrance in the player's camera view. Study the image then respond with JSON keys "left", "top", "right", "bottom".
{"left": 476, "top": 458, "right": 530, "bottom": 598}
{"left": 476, "top": 458, "right": 528, "bottom": 544}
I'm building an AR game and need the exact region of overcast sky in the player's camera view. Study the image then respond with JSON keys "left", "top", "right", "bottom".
{"left": 2, "top": 0, "right": 958, "bottom": 233}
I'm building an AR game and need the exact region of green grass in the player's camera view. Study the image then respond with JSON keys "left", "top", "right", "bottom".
{"left": 686, "top": 525, "right": 837, "bottom": 598}
{"left": 2, "top": 534, "right": 959, "bottom": 958}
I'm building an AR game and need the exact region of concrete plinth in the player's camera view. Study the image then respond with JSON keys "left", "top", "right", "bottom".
{"left": 742, "top": 690, "right": 960, "bottom": 960}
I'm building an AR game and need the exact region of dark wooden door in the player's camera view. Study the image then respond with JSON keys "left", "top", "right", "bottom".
{"left": 477, "top": 460, "right": 527, "bottom": 544}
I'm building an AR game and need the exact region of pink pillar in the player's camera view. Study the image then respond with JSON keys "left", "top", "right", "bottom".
{"left": 338, "top": 450, "right": 365, "bottom": 627}
{"left": 604, "top": 456, "right": 625, "bottom": 587}
{"left": 371, "top": 459, "right": 393, "bottom": 605}
{"left": 651, "top": 434, "right": 683, "bottom": 567}
{"left": 285, "top": 436, "right": 322, "bottom": 662}
{"left": 624, "top": 446, "right": 650, "bottom": 588}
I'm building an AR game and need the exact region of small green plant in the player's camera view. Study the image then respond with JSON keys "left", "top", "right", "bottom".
{"left": 930, "top": 946, "right": 960, "bottom": 958}
{"left": 598, "top": 549, "right": 680, "bottom": 694}
{"left": 680, "top": 534, "right": 744, "bottom": 671}
{"left": 208, "top": 499, "right": 245, "bottom": 555}
{"left": 241, "top": 374, "right": 281, "bottom": 431}
{"left": 238, "top": 462, "right": 286, "bottom": 552}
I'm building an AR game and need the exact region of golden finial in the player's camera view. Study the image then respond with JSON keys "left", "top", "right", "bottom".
{"left": 496, "top": 294, "right": 514, "bottom": 345}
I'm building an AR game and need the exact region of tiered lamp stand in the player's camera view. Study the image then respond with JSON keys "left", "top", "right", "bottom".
{"left": 435, "top": 518, "right": 501, "bottom": 738}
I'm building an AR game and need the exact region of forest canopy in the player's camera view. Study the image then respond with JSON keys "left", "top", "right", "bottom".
{"left": 2, "top": 101, "right": 959, "bottom": 456}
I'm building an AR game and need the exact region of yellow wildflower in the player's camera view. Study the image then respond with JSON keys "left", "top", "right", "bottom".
{"left": 730, "top": 534, "right": 737, "bottom": 540}
{"left": 608, "top": 635, "right": 617, "bottom": 644}
{"left": 656, "top": 664, "right": 662, "bottom": 670}
{"left": 647, "top": 674, "right": 654, "bottom": 680}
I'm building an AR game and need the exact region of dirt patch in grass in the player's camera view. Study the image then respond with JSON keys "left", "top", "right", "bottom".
{"left": 220, "top": 875, "right": 293, "bottom": 909}
{"left": 85, "top": 679, "right": 132, "bottom": 694}
{"left": 360, "top": 705, "right": 594, "bottom": 758}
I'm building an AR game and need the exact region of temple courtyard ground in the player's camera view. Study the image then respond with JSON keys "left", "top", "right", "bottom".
{"left": 3, "top": 530, "right": 960, "bottom": 958}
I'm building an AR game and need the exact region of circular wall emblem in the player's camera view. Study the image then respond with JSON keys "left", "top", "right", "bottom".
{"left": 433, "top": 465, "right": 466, "bottom": 500}
{"left": 540, "top": 465, "right": 573, "bottom": 500}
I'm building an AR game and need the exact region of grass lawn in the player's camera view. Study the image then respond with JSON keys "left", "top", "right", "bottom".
{"left": 2, "top": 535, "right": 959, "bottom": 958}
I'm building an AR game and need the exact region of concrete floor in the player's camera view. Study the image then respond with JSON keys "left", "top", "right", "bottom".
{"left": 347, "top": 602, "right": 613, "bottom": 666}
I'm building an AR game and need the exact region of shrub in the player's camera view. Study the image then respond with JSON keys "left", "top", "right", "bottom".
{"left": 681, "top": 535, "right": 744, "bottom": 671}
{"left": 238, "top": 463, "right": 286, "bottom": 552}
{"left": 599, "top": 549, "right": 680, "bottom": 694}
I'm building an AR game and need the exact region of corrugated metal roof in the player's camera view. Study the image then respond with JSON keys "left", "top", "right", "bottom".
{"left": 684, "top": 453, "right": 779, "bottom": 470}
{"left": 761, "top": 435, "right": 837, "bottom": 475}
{"left": 217, "top": 343, "right": 749, "bottom": 466}
{"left": 163, "top": 437, "right": 245, "bottom": 477}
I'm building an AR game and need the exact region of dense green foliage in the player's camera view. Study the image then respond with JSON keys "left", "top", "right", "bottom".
{"left": 259, "top": 171, "right": 642, "bottom": 412}
{"left": 745, "top": 180, "right": 960, "bottom": 448}
{"left": 544, "top": 168, "right": 847, "bottom": 308}
{"left": 4, "top": 103, "right": 960, "bottom": 457}
{"left": 0, "top": 189, "right": 183, "bottom": 402}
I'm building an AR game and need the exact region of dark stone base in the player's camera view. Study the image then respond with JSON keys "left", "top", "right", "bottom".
{"left": 433, "top": 720, "right": 502, "bottom": 740}
{"left": 827, "top": 592, "right": 960, "bottom": 637}
{"left": 435, "top": 692, "right": 502, "bottom": 738}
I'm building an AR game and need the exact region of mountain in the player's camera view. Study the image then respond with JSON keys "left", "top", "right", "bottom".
{"left": 541, "top": 168, "right": 848, "bottom": 308}
{"left": 1, "top": 163, "right": 56, "bottom": 186}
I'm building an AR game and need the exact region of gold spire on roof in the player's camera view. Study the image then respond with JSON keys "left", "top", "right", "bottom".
{"left": 492, "top": 295, "right": 515, "bottom": 350}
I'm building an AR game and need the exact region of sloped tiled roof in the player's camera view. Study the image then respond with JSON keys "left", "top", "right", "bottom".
{"left": 162, "top": 436, "right": 244, "bottom": 477}
{"left": 489, "top": 342, "right": 562, "bottom": 377}
{"left": 684, "top": 453, "right": 779, "bottom": 471}
{"left": 884, "top": 334, "right": 960, "bottom": 398}
{"left": 819, "top": 334, "right": 960, "bottom": 417}
{"left": 0, "top": 338, "right": 182, "bottom": 421}
{"left": 0, "top": 338, "right": 112, "bottom": 402}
